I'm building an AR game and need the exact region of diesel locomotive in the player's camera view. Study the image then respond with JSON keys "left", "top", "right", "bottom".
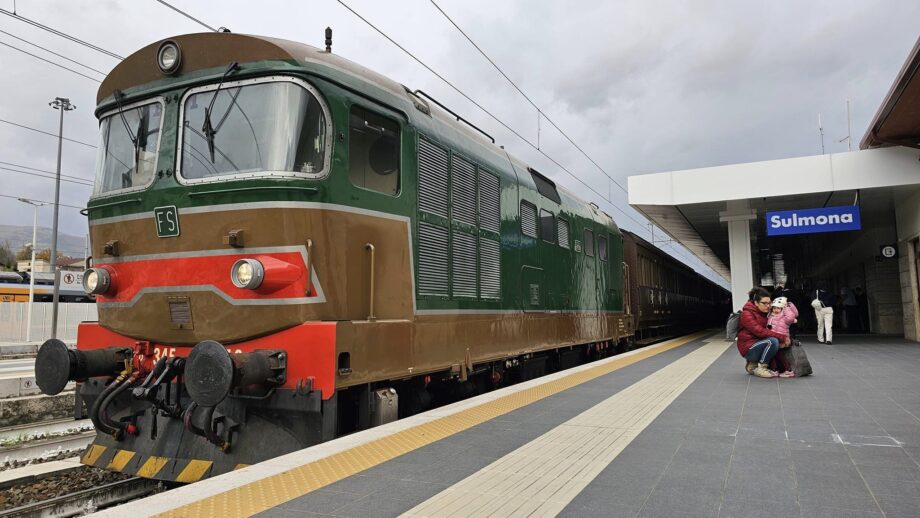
{"left": 34, "top": 32, "right": 727, "bottom": 483}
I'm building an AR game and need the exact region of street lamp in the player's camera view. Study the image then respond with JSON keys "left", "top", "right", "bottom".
{"left": 48, "top": 97, "right": 75, "bottom": 340}
{"left": 17, "top": 198, "right": 46, "bottom": 342}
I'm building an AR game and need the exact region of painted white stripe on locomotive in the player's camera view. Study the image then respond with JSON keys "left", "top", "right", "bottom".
{"left": 89, "top": 202, "right": 416, "bottom": 313}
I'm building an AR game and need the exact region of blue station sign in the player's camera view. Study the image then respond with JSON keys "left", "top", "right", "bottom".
{"left": 766, "top": 205, "right": 861, "bottom": 236}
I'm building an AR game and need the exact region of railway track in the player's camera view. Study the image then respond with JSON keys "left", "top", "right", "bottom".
{"left": 2, "top": 477, "right": 162, "bottom": 517}
{"left": 0, "top": 431, "right": 94, "bottom": 466}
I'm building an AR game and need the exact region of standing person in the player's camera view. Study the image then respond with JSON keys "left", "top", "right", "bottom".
{"left": 737, "top": 287, "right": 790, "bottom": 379}
{"left": 841, "top": 287, "right": 858, "bottom": 331}
{"left": 811, "top": 287, "right": 835, "bottom": 344}
{"left": 854, "top": 287, "right": 869, "bottom": 333}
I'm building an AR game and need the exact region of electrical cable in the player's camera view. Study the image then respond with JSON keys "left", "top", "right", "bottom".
{"left": 0, "top": 118, "right": 97, "bottom": 148}
{"left": 0, "top": 160, "right": 93, "bottom": 182}
{"left": 429, "top": 0, "right": 626, "bottom": 194}
{"left": 0, "top": 8, "right": 123, "bottom": 59}
{"left": 0, "top": 166, "right": 93, "bottom": 187}
{"left": 154, "top": 0, "right": 218, "bottom": 32}
{"left": 0, "top": 29, "right": 107, "bottom": 75}
{"left": 0, "top": 40, "right": 101, "bottom": 82}
{"left": 0, "top": 193, "right": 86, "bottom": 210}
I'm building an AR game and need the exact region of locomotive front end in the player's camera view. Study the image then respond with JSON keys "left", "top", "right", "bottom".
{"left": 32, "top": 33, "right": 390, "bottom": 481}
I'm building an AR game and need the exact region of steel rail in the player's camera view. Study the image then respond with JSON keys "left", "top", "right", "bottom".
{"left": 2, "top": 477, "right": 161, "bottom": 518}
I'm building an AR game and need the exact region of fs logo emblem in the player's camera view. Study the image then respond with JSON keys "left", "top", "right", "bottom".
{"left": 154, "top": 206, "right": 180, "bottom": 238}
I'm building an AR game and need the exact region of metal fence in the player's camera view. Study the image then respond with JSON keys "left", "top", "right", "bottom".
{"left": 0, "top": 302, "right": 98, "bottom": 342}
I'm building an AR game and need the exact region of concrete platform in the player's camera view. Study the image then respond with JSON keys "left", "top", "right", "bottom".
{"left": 100, "top": 333, "right": 920, "bottom": 518}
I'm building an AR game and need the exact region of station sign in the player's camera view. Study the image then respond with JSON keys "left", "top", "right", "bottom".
{"left": 766, "top": 205, "right": 861, "bottom": 236}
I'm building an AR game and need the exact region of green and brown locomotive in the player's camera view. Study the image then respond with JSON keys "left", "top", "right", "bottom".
{"left": 34, "top": 32, "right": 726, "bottom": 482}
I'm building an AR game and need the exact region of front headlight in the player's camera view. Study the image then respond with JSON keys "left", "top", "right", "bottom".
{"left": 156, "top": 40, "right": 182, "bottom": 75}
{"left": 231, "top": 259, "right": 264, "bottom": 290}
{"left": 82, "top": 268, "right": 111, "bottom": 295}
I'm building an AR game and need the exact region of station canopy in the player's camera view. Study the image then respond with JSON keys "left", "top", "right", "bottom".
{"left": 861, "top": 36, "right": 920, "bottom": 149}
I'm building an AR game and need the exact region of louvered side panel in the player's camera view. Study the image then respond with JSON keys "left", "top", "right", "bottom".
{"left": 558, "top": 218, "right": 570, "bottom": 249}
{"left": 418, "top": 138, "right": 449, "bottom": 218}
{"left": 451, "top": 231, "right": 477, "bottom": 298}
{"left": 479, "top": 237, "right": 501, "bottom": 299}
{"left": 451, "top": 156, "right": 477, "bottom": 226}
{"left": 479, "top": 170, "right": 500, "bottom": 233}
{"left": 417, "top": 222, "right": 449, "bottom": 295}
{"left": 521, "top": 202, "right": 537, "bottom": 238}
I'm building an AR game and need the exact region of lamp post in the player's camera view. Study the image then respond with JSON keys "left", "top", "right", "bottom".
{"left": 48, "top": 97, "right": 75, "bottom": 340}
{"left": 17, "top": 198, "right": 46, "bottom": 342}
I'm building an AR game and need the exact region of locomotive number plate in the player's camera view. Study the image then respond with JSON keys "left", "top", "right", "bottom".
{"left": 154, "top": 205, "right": 180, "bottom": 238}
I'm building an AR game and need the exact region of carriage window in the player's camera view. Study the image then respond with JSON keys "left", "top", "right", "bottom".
{"left": 94, "top": 101, "right": 162, "bottom": 196}
{"left": 180, "top": 79, "right": 327, "bottom": 181}
{"left": 349, "top": 106, "right": 400, "bottom": 195}
{"left": 540, "top": 210, "right": 555, "bottom": 243}
{"left": 598, "top": 236, "right": 608, "bottom": 261}
{"left": 584, "top": 229, "right": 595, "bottom": 257}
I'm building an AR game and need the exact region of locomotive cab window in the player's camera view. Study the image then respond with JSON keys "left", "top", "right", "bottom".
{"left": 179, "top": 77, "right": 329, "bottom": 182}
{"left": 93, "top": 99, "right": 163, "bottom": 196}
{"left": 584, "top": 228, "right": 595, "bottom": 257}
{"left": 598, "top": 236, "right": 608, "bottom": 261}
{"left": 348, "top": 106, "right": 400, "bottom": 196}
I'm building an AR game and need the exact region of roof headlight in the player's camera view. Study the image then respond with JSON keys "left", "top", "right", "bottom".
{"left": 231, "top": 259, "right": 264, "bottom": 290}
{"left": 156, "top": 40, "right": 182, "bottom": 75}
{"left": 83, "top": 268, "right": 111, "bottom": 295}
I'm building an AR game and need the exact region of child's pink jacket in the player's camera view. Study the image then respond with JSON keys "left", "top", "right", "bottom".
{"left": 767, "top": 302, "right": 798, "bottom": 336}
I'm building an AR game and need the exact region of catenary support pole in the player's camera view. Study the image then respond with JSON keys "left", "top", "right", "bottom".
{"left": 48, "top": 97, "right": 75, "bottom": 340}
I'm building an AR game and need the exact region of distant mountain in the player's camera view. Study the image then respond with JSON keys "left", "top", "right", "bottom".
{"left": 0, "top": 225, "right": 88, "bottom": 259}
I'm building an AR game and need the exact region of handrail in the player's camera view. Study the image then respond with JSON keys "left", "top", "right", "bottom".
{"left": 413, "top": 90, "right": 495, "bottom": 144}
{"left": 365, "top": 243, "right": 376, "bottom": 322}
{"left": 188, "top": 185, "right": 318, "bottom": 197}
{"left": 84, "top": 198, "right": 142, "bottom": 213}
{"left": 305, "top": 238, "right": 313, "bottom": 297}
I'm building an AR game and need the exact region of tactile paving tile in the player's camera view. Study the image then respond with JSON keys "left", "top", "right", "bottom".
{"left": 401, "top": 339, "right": 731, "bottom": 517}
{"left": 157, "top": 331, "right": 712, "bottom": 517}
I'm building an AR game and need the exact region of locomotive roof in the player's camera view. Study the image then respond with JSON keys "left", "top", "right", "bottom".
{"left": 98, "top": 32, "right": 408, "bottom": 105}
{"left": 99, "top": 32, "right": 616, "bottom": 230}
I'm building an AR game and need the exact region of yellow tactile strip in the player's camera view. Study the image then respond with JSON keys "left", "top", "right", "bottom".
{"left": 157, "top": 331, "right": 711, "bottom": 518}
{"left": 402, "top": 339, "right": 731, "bottom": 517}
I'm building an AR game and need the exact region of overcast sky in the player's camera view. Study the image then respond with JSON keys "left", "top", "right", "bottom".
{"left": 0, "top": 0, "right": 917, "bottom": 284}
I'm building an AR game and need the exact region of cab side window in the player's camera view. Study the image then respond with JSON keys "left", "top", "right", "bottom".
{"left": 349, "top": 106, "right": 400, "bottom": 195}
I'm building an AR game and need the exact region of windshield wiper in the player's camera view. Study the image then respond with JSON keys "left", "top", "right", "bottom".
{"left": 113, "top": 90, "right": 139, "bottom": 170}
{"left": 202, "top": 62, "right": 240, "bottom": 163}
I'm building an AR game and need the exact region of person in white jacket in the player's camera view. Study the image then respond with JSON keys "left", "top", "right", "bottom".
{"left": 811, "top": 288, "right": 834, "bottom": 344}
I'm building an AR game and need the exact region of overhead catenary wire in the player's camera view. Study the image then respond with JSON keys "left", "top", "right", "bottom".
{"left": 0, "top": 118, "right": 97, "bottom": 148}
{"left": 0, "top": 40, "right": 101, "bottom": 82}
{"left": 0, "top": 160, "right": 93, "bottom": 182}
{"left": 335, "top": 0, "right": 650, "bottom": 233}
{"left": 0, "top": 193, "right": 86, "bottom": 211}
{"left": 338, "top": 2, "right": 725, "bottom": 284}
{"left": 0, "top": 29, "right": 107, "bottom": 75}
{"left": 428, "top": 0, "right": 626, "bottom": 195}
{"left": 0, "top": 166, "right": 94, "bottom": 187}
{"left": 154, "top": 0, "right": 218, "bottom": 32}
{"left": 0, "top": 8, "right": 124, "bottom": 59}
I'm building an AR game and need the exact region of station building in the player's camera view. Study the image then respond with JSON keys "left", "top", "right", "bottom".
{"left": 629, "top": 37, "right": 920, "bottom": 342}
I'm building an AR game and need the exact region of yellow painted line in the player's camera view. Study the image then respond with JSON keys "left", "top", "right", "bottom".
{"left": 175, "top": 460, "right": 213, "bottom": 483}
{"left": 106, "top": 449, "right": 136, "bottom": 472}
{"left": 81, "top": 444, "right": 107, "bottom": 466}
{"left": 137, "top": 456, "right": 170, "bottom": 479}
{"left": 402, "top": 339, "right": 731, "bottom": 517}
{"left": 234, "top": 464, "right": 250, "bottom": 470}
{"left": 157, "top": 331, "right": 711, "bottom": 518}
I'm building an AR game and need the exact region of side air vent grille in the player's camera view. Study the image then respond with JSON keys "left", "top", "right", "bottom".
{"left": 418, "top": 138, "right": 449, "bottom": 218}
{"left": 418, "top": 222, "right": 449, "bottom": 295}
{"left": 479, "top": 237, "right": 501, "bottom": 299}
{"left": 451, "top": 232, "right": 477, "bottom": 298}
{"left": 479, "top": 170, "right": 500, "bottom": 233}
{"left": 521, "top": 201, "right": 537, "bottom": 238}
{"left": 451, "top": 156, "right": 477, "bottom": 226}
{"left": 557, "top": 218, "right": 570, "bottom": 249}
